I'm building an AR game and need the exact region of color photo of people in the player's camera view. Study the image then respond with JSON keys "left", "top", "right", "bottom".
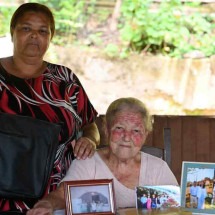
{"left": 136, "top": 185, "right": 180, "bottom": 210}
{"left": 185, "top": 167, "right": 215, "bottom": 210}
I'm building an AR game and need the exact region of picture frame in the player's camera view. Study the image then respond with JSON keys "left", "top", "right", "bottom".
{"left": 64, "top": 179, "right": 116, "bottom": 215}
{"left": 180, "top": 161, "right": 215, "bottom": 214}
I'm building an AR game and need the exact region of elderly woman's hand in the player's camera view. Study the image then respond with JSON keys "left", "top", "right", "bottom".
{"left": 26, "top": 200, "right": 53, "bottom": 215}
{"left": 74, "top": 137, "right": 97, "bottom": 160}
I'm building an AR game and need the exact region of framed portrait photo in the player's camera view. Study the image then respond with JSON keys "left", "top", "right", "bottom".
{"left": 180, "top": 161, "right": 215, "bottom": 214}
{"left": 64, "top": 179, "right": 116, "bottom": 215}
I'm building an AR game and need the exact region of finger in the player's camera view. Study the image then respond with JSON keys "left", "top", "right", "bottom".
{"left": 73, "top": 140, "right": 83, "bottom": 158}
{"left": 79, "top": 140, "right": 96, "bottom": 159}
{"left": 79, "top": 143, "right": 92, "bottom": 160}
{"left": 75, "top": 137, "right": 96, "bottom": 159}
{"left": 86, "top": 140, "right": 96, "bottom": 158}
{"left": 74, "top": 139, "right": 88, "bottom": 159}
{"left": 87, "top": 146, "right": 96, "bottom": 158}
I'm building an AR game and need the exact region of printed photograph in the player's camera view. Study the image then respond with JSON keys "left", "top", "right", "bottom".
{"left": 136, "top": 185, "right": 180, "bottom": 210}
{"left": 70, "top": 184, "right": 111, "bottom": 213}
{"left": 181, "top": 161, "right": 215, "bottom": 214}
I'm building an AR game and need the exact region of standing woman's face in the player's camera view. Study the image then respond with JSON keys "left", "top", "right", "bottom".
{"left": 108, "top": 110, "right": 148, "bottom": 161}
{"left": 11, "top": 11, "right": 52, "bottom": 60}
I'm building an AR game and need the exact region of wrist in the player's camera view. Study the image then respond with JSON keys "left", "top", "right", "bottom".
{"left": 83, "top": 137, "right": 97, "bottom": 149}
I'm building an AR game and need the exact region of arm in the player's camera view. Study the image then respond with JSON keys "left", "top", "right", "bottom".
{"left": 26, "top": 183, "right": 65, "bottom": 215}
{"left": 74, "top": 122, "right": 100, "bottom": 160}
{"left": 82, "top": 122, "right": 100, "bottom": 146}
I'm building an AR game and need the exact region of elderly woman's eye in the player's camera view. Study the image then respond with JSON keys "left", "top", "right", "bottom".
{"left": 134, "top": 129, "right": 140, "bottom": 133}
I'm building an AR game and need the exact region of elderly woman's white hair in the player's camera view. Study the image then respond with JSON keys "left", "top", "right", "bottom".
{"left": 105, "top": 97, "right": 152, "bottom": 132}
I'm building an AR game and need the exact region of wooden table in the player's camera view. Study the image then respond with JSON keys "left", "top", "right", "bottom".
{"left": 117, "top": 208, "right": 192, "bottom": 215}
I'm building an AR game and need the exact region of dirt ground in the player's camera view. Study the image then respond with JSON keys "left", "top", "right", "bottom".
{"left": 48, "top": 44, "right": 215, "bottom": 116}
{"left": 50, "top": 44, "right": 180, "bottom": 115}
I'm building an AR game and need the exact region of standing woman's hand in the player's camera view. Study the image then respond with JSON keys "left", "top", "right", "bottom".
{"left": 74, "top": 137, "right": 97, "bottom": 160}
{"left": 73, "top": 122, "right": 100, "bottom": 160}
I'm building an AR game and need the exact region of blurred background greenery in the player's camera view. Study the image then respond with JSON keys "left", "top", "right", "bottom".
{"left": 1, "top": 0, "right": 215, "bottom": 115}
{"left": 1, "top": 0, "right": 215, "bottom": 59}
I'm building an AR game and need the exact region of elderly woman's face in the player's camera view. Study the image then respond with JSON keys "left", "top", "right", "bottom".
{"left": 108, "top": 110, "right": 148, "bottom": 160}
{"left": 12, "top": 11, "right": 52, "bottom": 59}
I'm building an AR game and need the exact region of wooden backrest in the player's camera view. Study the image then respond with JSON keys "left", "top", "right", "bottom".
{"left": 141, "top": 145, "right": 164, "bottom": 160}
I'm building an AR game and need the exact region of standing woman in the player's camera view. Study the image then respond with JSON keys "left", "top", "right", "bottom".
{"left": 151, "top": 194, "right": 157, "bottom": 209}
{"left": 197, "top": 182, "right": 207, "bottom": 209}
{"left": 0, "top": 3, "right": 99, "bottom": 213}
{"left": 147, "top": 195, "right": 152, "bottom": 209}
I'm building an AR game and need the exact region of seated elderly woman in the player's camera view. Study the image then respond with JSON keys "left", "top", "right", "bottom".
{"left": 27, "top": 97, "right": 178, "bottom": 214}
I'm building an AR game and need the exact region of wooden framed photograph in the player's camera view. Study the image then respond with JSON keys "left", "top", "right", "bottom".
{"left": 64, "top": 179, "right": 116, "bottom": 215}
{"left": 181, "top": 161, "right": 215, "bottom": 214}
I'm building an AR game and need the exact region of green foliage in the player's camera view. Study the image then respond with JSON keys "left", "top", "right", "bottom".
{"left": 28, "top": 0, "right": 109, "bottom": 45}
{"left": 29, "top": 0, "right": 88, "bottom": 44}
{"left": 0, "top": 0, "right": 110, "bottom": 47}
{"left": 1, "top": 0, "right": 215, "bottom": 58}
{"left": 0, "top": 6, "right": 16, "bottom": 37}
{"left": 120, "top": 0, "right": 215, "bottom": 58}
{"left": 104, "top": 44, "right": 119, "bottom": 58}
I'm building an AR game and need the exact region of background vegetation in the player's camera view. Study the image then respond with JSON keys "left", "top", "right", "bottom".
{"left": 0, "top": 0, "right": 215, "bottom": 58}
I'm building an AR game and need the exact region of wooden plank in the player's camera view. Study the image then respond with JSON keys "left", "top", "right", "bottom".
{"left": 182, "top": 117, "right": 197, "bottom": 161}
{"left": 196, "top": 117, "right": 210, "bottom": 162}
{"left": 167, "top": 116, "right": 182, "bottom": 184}
{"left": 209, "top": 118, "right": 215, "bottom": 162}
{"left": 152, "top": 115, "right": 168, "bottom": 149}
{"left": 145, "top": 130, "right": 153, "bottom": 146}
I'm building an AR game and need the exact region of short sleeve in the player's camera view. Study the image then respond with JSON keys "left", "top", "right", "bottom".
{"left": 66, "top": 72, "right": 98, "bottom": 127}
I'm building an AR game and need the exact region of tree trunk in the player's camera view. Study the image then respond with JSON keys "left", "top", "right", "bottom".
{"left": 109, "top": 0, "right": 122, "bottom": 32}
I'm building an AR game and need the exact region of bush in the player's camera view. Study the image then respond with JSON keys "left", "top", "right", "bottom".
{"left": 120, "top": 0, "right": 215, "bottom": 58}
{"left": 0, "top": 6, "right": 16, "bottom": 37}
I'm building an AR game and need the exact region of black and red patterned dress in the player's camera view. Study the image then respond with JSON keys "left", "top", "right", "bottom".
{"left": 0, "top": 61, "right": 98, "bottom": 212}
